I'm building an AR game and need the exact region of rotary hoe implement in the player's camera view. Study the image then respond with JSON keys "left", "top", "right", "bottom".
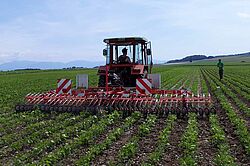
{"left": 15, "top": 37, "right": 215, "bottom": 118}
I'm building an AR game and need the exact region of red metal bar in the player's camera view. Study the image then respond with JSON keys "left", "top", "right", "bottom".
{"left": 105, "top": 65, "right": 109, "bottom": 94}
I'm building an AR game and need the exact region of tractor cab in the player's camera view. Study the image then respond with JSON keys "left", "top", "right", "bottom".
{"left": 98, "top": 37, "right": 153, "bottom": 87}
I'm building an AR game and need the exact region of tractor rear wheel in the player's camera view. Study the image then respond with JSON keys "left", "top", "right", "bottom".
{"left": 98, "top": 75, "right": 106, "bottom": 87}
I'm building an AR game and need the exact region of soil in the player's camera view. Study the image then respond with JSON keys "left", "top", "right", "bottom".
{"left": 202, "top": 69, "right": 250, "bottom": 165}
{"left": 130, "top": 118, "right": 166, "bottom": 165}
{"left": 179, "top": 79, "right": 188, "bottom": 90}
{"left": 158, "top": 118, "right": 188, "bottom": 166}
{"left": 216, "top": 109, "right": 250, "bottom": 165}
{"left": 171, "top": 78, "right": 183, "bottom": 89}
{"left": 188, "top": 75, "right": 195, "bottom": 90}
{"left": 207, "top": 70, "right": 250, "bottom": 107}
{"left": 0, "top": 114, "right": 59, "bottom": 162}
{"left": 198, "top": 74, "right": 202, "bottom": 96}
{"left": 196, "top": 119, "right": 216, "bottom": 166}
{"left": 197, "top": 73, "right": 216, "bottom": 166}
{"left": 57, "top": 119, "right": 125, "bottom": 165}
{"left": 92, "top": 118, "right": 143, "bottom": 165}
{"left": 206, "top": 70, "right": 250, "bottom": 131}
{"left": 224, "top": 95, "right": 250, "bottom": 131}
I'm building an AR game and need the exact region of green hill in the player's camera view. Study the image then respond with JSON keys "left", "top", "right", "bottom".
{"left": 191, "top": 55, "right": 250, "bottom": 65}
{"left": 166, "top": 52, "right": 250, "bottom": 66}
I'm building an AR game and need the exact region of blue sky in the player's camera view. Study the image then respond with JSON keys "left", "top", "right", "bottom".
{"left": 0, "top": 0, "right": 250, "bottom": 64}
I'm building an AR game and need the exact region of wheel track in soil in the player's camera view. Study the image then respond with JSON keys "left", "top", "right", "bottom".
{"left": 158, "top": 118, "right": 188, "bottom": 166}
{"left": 178, "top": 78, "right": 188, "bottom": 90}
{"left": 196, "top": 119, "right": 215, "bottom": 166}
{"left": 196, "top": 71, "right": 215, "bottom": 166}
{"left": 91, "top": 119, "right": 143, "bottom": 165}
{"left": 158, "top": 74, "right": 192, "bottom": 165}
{"left": 130, "top": 118, "right": 167, "bottom": 165}
{"left": 202, "top": 68, "right": 250, "bottom": 165}
{"left": 188, "top": 73, "right": 196, "bottom": 91}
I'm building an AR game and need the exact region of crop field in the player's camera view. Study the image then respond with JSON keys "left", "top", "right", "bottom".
{"left": 0, "top": 64, "right": 250, "bottom": 165}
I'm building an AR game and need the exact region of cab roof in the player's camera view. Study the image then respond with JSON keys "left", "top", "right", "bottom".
{"left": 103, "top": 37, "right": 148, "bottom": 45}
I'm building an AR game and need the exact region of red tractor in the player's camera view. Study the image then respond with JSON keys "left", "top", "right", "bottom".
{"left": 98, "top": 37, "right": 153, "bottom": 88}
{"left": 15, "top": 37, "right": 214, "bottom": 118}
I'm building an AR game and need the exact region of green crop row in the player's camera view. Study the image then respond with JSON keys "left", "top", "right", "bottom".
{"left": 224, "top": 69, "right": 250, "bottom": 86}
{"left": 0, "top": 112, "right": 90, "bottom": 160}
{"left": 202, "top": 69, "right": 250, "bottom": 155}
{"left": 160, "top": 67, "right": 194, "bottom": 89}
{"left": 204, "top": 69, "right": 250, "bottom": 117}
{"left": 0, "top": 110, "right": 53, "bottom": 136}
{"left": 75, "top": 112, "right": 142, "bottom": 165}
{"left": 190, "top": 74, "right": 198, "bottom": 95}
{"left": 179, "top": 113, "right": 198, "bottom": 166}
{"left": 226, "top": 74, "right": 250, "bottom": 89}
{"left": 0, "top": 112, "right": 73, "bottom": 149}
{"left": 205, "top": 66, "right": 250, "bottom": 89}
{"left": 209, "top": 114, "right": 236, "bottom": 165}
{"left": 12, "top": 113, "right": 101, "bottom": 165}
{"left": 142, "top": 115, "right": 177, "bottom": 165}
{"left": 200, "top": 71, "right": 208, "bottom": 94}
{"left": 35, "top": 111, "right": 121, "bottom": 165}
{"left": 115, "top": 115, "right": 157, "bottom": 165}
{"left": 207, "top": 69, "right": 250, "bottom": 102}
{"left": 224, "top": 74, "right": 250, "bottom": 94}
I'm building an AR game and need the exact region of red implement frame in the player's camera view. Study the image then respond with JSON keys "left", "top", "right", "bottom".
{"left": 19, "top": 87, "right": 212, "bottom": 115}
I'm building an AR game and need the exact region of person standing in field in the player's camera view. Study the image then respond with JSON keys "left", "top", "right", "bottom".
{"left": 217, "top": 59, "right": 224, "bottom": 80}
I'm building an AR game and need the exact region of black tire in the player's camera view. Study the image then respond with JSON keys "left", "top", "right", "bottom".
{"left": 211, "top": 107, "right": 216, "bottom": 114}
{"left": 198, "top": 108, "right": 204, "bottom": 118}
{"left": 181, "top": 107, "right": 188, "bottom": 117}
{"left": 204, "top": 108, "right": 210, "bottom": 116}
{"left": 49, "top": 106, "right": 54, "bottom": 112}
{"left": 98, "top": 75, "right": 106, "bottom": 87}
{"left": 58, "top": 106, "right": 63, "bottom": 112}
{"left": 123, "top": 110, "right": 128, "bottom": 119}
{"left": 15, "top": 105, "right": 20, "bottom": 112}
{"left": 24, "top": 105, "right": 30, "bottom": 111}
{"left": 20, "top": 105, "right": 25, "bottom": 112}
{"left": 45, "top": 105, "right": 50, "bottom": 112}
{"left": 164, "top": 107, "right": 169, "bottom": 117}
{"left": 39, "top": 105, "right": 44, "bottom": 111}
{"left": 176, "top": 108, "right": 181, "bottom": 119}
{"left": 63, "top": 106, "right": 68, "bottom": 112}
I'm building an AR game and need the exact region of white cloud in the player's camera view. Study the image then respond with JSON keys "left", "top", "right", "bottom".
{"left": 0, "top": 0, "right": 250, "bottom": 63}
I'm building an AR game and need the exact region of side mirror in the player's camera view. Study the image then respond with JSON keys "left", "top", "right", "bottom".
{"left": 147, "top": 49, "right": 151, "bottom": 55}
{"left": 103, "top": 49, "right": 107, "bottom": 56}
